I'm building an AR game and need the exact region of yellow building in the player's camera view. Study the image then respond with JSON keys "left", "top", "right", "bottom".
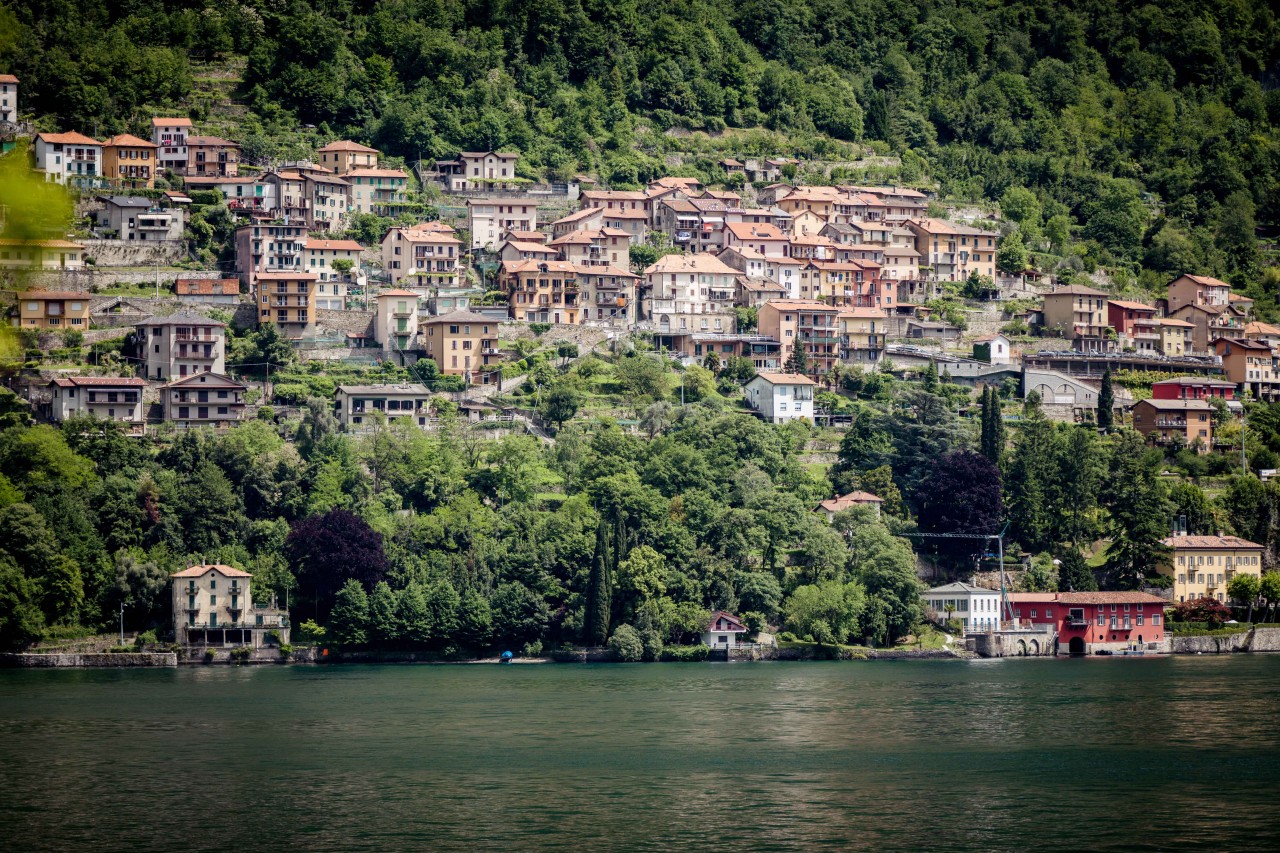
{"left": 12, "top": 289, "right": 91, "bottom": 329}
{"left": 0, "top": 239, "right": 86, "bottom": 272}
{"left": 420, "top": 309, "right": 501, "bottom": 381}
{"left": 501, "top": 259, "right": 582, "bottom": 324}
{"left": 1156, "top": 318, "right": 1194, "bottom": 357}
{"left": 317, "top": 140, "right": 380, "bottom": 174}
{"left": 836, "top": 307, "right": 888, "bottom": 367}
{"left": 1159, "top": 535, "right": 1264, "bottom": 604}
{"left": 102, "top": 133, "right": 159, "bottom": 188}
{"left": 255, "top": 271, "right": 317, "bottom": 339}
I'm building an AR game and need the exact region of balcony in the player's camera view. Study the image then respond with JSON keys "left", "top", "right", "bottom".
{"left": 1066, "top": 618, "right": 1089, "bottom": 628}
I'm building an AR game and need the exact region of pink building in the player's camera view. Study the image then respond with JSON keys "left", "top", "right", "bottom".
{"left": 1008, "top": 591, "right": 1168, "bottom": 655}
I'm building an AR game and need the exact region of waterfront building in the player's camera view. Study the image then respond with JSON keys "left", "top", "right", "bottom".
{"left": 922, "top": 582, "right": 1002, "bottom": 632}
{"left": 1158, "top": 534, "right": 1264, "bottom": 604}
{"left": 171, "top": 564, "right": 290, "bottom": 647}
{"left": 1008, "top": 591, "right": 1169, "bottom": 654}
{"left": 702, "top": 611, "right": 749, "bottom": 650}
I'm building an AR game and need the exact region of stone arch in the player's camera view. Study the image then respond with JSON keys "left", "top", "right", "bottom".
{"left": 1029, "top": 639, "right": 1040, "bottom": 656}
{"left": 1068, "top": 636, "right": 1086, "bottom": 656}
{"left": 1016, "top": 639, "right": 1028, "bottom": 657}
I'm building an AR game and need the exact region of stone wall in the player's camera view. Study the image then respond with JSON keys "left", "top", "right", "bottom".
{"left": 83, "top": 239, "right": 187, "bottom": 267}
{"left": 15, "top": 268, "right": 188, "bottom": 291}
{"left": 315, "top": 308, "right": 375, "bottom": 338}
{"left": 0, "top": 652, "right": 177, "bottom": 667}
{"left": 1171, "top": 627, "right": 1280, "bottom": 654}
{"left": 972, "top": 628, "right": 1057, "bottom": 658}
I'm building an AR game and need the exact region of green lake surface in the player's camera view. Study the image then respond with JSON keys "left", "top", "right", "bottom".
{"left": 3, "top": 656, "right": 1280, "bottom": 851}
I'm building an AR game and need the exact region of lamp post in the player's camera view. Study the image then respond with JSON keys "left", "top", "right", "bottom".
{"left": 119, "top": 601, "right": 125, "bottom": 645}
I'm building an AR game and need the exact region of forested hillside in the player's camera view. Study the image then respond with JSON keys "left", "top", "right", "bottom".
{"left": 3, "top": 0, "right": 1279, "bottom": 286}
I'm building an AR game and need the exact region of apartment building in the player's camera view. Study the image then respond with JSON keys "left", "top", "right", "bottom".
{"left": 499, "top": 240, "right": 559, "bottom": 263}
{"left": 33, "top": 132, "right": 102, "bottom": 185}
{"left": 102, "top": 134, "right": 158, "bottom": 189}
{"left": 134, "top": 313, "right": 227, "bottom": 381}
{"left": 1159, "top": 535, "right": 1264, "bottom": 604}
{"left": 723, "top": 221, "right": 790, "bottom": 258}
{"left": 306, "top": 173, "right": 351, "bottom": 232}
{"left": 262, "top": 169, "right": 308, "bottom": 224}
{"left": 93, "top": 195, "right": 183, "bottom": 241}
{"left": 1214, "top": 338, "right": 1280, "bottom": 400}
{"left": 47, "top": 376, "right": 147, "bottom": 435}
{"left": 160, "top": 372, "right": 247, "bottom": 428}
{"left": 551, "top": 207, "right": 605, "bottom": 237}
{"left": 174, "top": 276, "right": 240, "bottom": 305}
{"left": 150, "top": 117, "right": 191, "bottom": 172}
{"left": 501, "top": 259, "right": 582, "bottom": 324}
{"left": 1041, "top": 284, "right": 1110, "bottom": 349}
{"left": 185, "top": 136, "right": 240, "bottom": 177}
{"left": 255, "top": 271, "right": 317, "bottom": 339}
{"left": 0, "top": 241, "right": 86, "bottom": 273}
{"left": 335, "top": 383, "right": 434, "bottom": 431}
{"left": 1130, "top": 398, "right": 1214, "bottom": 449}
{"left": 744, "top": 372, "right": 816, "bottom": 423}
{"left": 467, "top": 199, "right": 538, "bottom": 250}
{"left": 434, "top": 151, "right": 520, "bottom": 190}
{"left": 381, "top": 223, "right": 462, "bottom": 289}
{"left": 1167, "top": 273, "right": 1232, "bottom": 314}
{"left": 575, "top": 265, "right": 639, "bottom": 326}
{"left": 303, "top": 238, "right": 364, "bottom": 309}
{"left": 317, "top": 140, "right": 380, "bottom": 174}
{"left": 373, "top": 290, "right": 420, "bottom": 353}
{"left": 11, "top": 289, "right": 90, "bottom": 329}
{"left": 757, "top": 299, "right": 842, "bottom": 379}
{"left": 837, "top": 307, "right": 888, "bottom": 367}
{"left": 642, "top": 253, "right": 738, "bottom": 335}
{"left": 1156, "top": 318, "right": 1194, "bottom": 357}
{"left": 234, "top": 222, "right": 309, "bottom": 285}
{"left": 1171, "top": 302, "right": 1247, "bottom": 353}
{"left": 548, "top": 227, "right": 630, "bottom": 268}
{"left": 347, "top": 168, "right": 410, "bottom": 216}
{"left": 171, "top": 564, "right": 289, "bottom": 647}
{"left": 420, "top": 309, "right": 501, "bottom": 380}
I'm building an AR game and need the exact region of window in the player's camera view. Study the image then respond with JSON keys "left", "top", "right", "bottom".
{"left": 1136, "top": 615, "right": 1144, "bottom": 626}
{"left": 1110, "top": 615, "right": 1117, "bottom": 628}
{"left": 1153, "top": 615, "right": 1161, "bottom": 626}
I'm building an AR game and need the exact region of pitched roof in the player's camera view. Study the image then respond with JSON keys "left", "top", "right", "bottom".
{"left": 553, "top": 208, "right": 604, "bottom": 225}
{"left": 725, "top": 221, "right": 786, "bottom": 241}
{"left": 254, "top": 271, "right": 319, "bottom": 280}
{"left": 20, "top": 289, "right": 90, "bottom": 298}
{"left": 925, "top": 582, "right": 998, "bottom": 595}
{"left": 344, "top": 168, "right": 409, "bottom": 178}
{"left": 644, "top": 253, "right": 737, "bottom": 276}
{"left": 1133, "top": 398, "right": 1213, "bottom": 411}
{"left": 318, "top": 140, "right": 379, "bottom": 153}
{"left": 751, "top": 371, "right": 818, "bottom": 385}
{"left": 1161, "top": 535, "right": 1263, "bottom": 550}
{"left": 819, "top": 491, "right": 884, "bottom": 512}
{"left": 304, "top": 239, "right": 365, "bottom": 251}
{"left": 0, "top": 74, "right": 18, "bottom": 84}
{"left": 186, "top": 136, "right": 239, "bottom": 147}
{"left": 2, "top": 239, "right": 85, "bottom": 249}
{"left": 376, "top": 289, "right": 420, "bottom": 298}
{"left": 503, "top": 240, "right": 558, "bottom": 254}
{"left": 36, "top": 131, "right": 101, "bottom": 145}
{"left": 159, "top": 372, "right": 246, "bottom": 390}
{"left": 761, "top": 299, "right": 839, "bottom": 311}
{"left": 1215, "top": 337, "right": 1271, "bottom": 351}
{"left": 171, "top": 564, "right": 251, "bottom": 578}
{"left": 422, "top": 309, "right": 496, "bottom": 324}
{"left": 1045, "top": 284, "right": 1108, "bottom": 297}
{"left": 49, "top": 376, "right": 147, "bottom": 388}
{"left": 136, "top": 311, "right": 226, "bottom": 327}
{"left": 573, "top": 264, "right": 639, "bottom": 279}
{"left": 1176, "top": 274, "right": 1231, "bottom": 289}
{"left": 707, "top": 610, "right": 747, "bottom": 632}
{"left": 102, "top": 134, "right": 157, "bottom": 148}
{"left": 336, "top": 383, "right": 431, "bottom": 395}
{"left": 151, "top": 117, "right": 192, "bottom": 127}
{"left": 1108, "top": 300, "right": 1157, "bottom": 311}
{"left": 502, "top": 259, "right": 578, "bottom": 274}
{"left": 1008, "top": 591, "right": 1170, "bottom": 605}
{"left": 1151, "top": 376, "right": 1236, "bottom": 388}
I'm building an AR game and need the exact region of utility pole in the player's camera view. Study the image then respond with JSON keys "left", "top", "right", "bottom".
{"left": 119, "top": 601, "right": 125, "bottom": 645}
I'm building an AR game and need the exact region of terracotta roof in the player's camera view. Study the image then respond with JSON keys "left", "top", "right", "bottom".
{"left": 1108, "top": 300, "right": 1156, "bottom": 311}
{"left": 175, "top": 278, "right": 239, "bottom": 296}
{"left": 554, "top": 208, "right": 604, "bottom": 225}
{"left": 818, "top": 491, "right": 884, "bottom": 513}
{"left": 0, "top": 74, "right": 18, "bottom": 84}
{"left": 838, "top": 307, "right": 889, "bottom": 319}
{"left": 1152, "top": 376, "right": 1236, "bottom": 387}
{"left": 36, "top": 131, "right": 101, "bottom": 145}
{"left": 644, "top": 253, "right": 737, "bottom": 276}
{"left": 752, "top": 371, "right": 818, "bottom": 385}
{"left": 318, "top": 140, "right": 379, "bottom": 153}
{"left": 503, "top": 240, "right": 557, "bottom": 254}
{"left": 102, "top": 134, "right": 157, "bottom": 148}
{"left": 1215, "top": 337, "right": 1271, "bottom": 351}
{"left": 762, "top": 299, "right": 839, "bottom": 311}
{"left": 20, "top": 289, "right": 90, "bottom": 298}
{"left": 1156, "top": 318, "right": 1195, "bottom": 328}
{"left": 725, "top": 222, "right": 786, "bottom": 241}
{"left": 1134, "top": 398, "right": 1213, "bottom": 411}
{"left": 304, "top": 239, "right": 365, "bottom": 251}
{"left": 151, "top": 117, "right": 192, "bottom": 127}
{"left": 171, "top": 564, "right": 251, "bottom": 578}
{"left": 254, "top": 271, "right": 318, "bottom": 280}
{"left": 1177, "top": 274, "right": 1231, "bottom": 289}
{"left": 581, "top": 190, "right": 647, "bottom": 201}
{"left": 707, "top": 610, "right": 747, "bottom": 632}
{"left": 50, "top": 376, "right": 146, "bottom": 388}
{"left": 1009, "top": 592, "right": 1170, "bottom": 605}
{"left": 1162, "top": 535, "right": 1263, "bottom": 550}
{"left": 159, "top": 372, "right": 247, "bottom": 390}
{"left": 603, "top": 208, "right": 649, "bottom": 220}
{"left": 137, "top": 311, "right": 226, "bottom": 327}
{"left": 1045, "top": 284, "right": 1108, "bottom": 297}
{"left": 377, "top": 289, "right": 420, "bottom": 298}
{"left": 422, "top": 309, "right": 496, "bottom": 324}
{"left": 1245, "top": 321, "right": 1280, "bottom": 336}
{"left": 573, "top": 264, "right": 639, "bottom": 279}
{"left": 344, "top": 168, "right": 409, "bottom": 178}
{"left": 502, "top": 259, "right": 578, "bottom": 274}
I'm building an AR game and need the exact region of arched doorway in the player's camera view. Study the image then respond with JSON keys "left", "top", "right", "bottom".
{"left": 1016, "top": 639, "right": 1027, "bottom": 656}
{"left": 1029, "top": 639, "right": 1040, "bottom": 655}
{"left": 1068, "top": 636, "right": 1086, "bottom": 656}
{"left": 1137, "top": 635, "right": 1143, "bottom": 645}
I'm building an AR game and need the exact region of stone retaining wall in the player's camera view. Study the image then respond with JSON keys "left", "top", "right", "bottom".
{"left": 1, "top": 652, "right": 177, "bottom": 667}
{"left": 83, "top": 239, "right": 187, "bottom": 267}
{"left": 1171, "top": 627, "right": 1280, "bottom": 654}
{"left": 972, "top": 628, "right": 1057, "bottom": 658}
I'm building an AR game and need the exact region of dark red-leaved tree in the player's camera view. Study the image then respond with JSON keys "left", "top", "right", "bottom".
{"left": 915, "top": 451, "right": 1004, "bottom": 563}
{"left": 1171, "top": 596, "right": 1232, "bottom": 627}
{"left": 285, "top": 509, "right": 390, "bottom": 620}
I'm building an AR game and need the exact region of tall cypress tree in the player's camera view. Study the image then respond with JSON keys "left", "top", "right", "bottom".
{"left": 1098, "top": 367, "right": 1115, "bottom": 432}
{"left": 584, "top": 521, "right": 612, "bottom": 646}
{"left": 980, "top": 387, "right": 1005, "bottom": 465}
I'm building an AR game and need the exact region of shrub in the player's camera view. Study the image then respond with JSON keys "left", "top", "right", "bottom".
{"left": 278, "top": 644, "right": 293, "bottom": 659}
{"left": 659, "top": 644, "right": 711, "bottom": 662}
{"left": 203, "top": 649, "right": 217, "bottom": 662}
{"left": 297, "top": 620, "right": 326, "bottom": 643}
{"left": 107, "top": 645, "right": 133, "bottom": 653}
{"left": 607, "top": 625, "right": 644, "bottom": 661}
{"left": 529, "top": 322, "right": 551, "bottom": 336}
{"left": 639, "top": 627, "right": 663, "bottom": 662}
{"left": 521, "top": 640, "right": 543, "bottom": 657}
{"left": 777, "top": 631, "right": 797, "bottom": 642}
{"left": 229, "top": 647, "right": 251, "bottom": 663}
{"left": 133, "top": 629, "right": 158, "bottom": 648}
{"left": 741, "top": 611, "right": 767, "bottom": 634}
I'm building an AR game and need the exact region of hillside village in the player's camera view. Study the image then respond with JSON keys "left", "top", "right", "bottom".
{"left": 3, "top": 74, "right": 1280, "bottom": 661}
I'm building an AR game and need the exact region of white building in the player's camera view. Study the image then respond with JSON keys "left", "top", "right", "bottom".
{"left": 134, "top": 313, "right": 227, "bottom": 381}
{"left": 151, "top": 117, "right": 192, "bottom": 172}
{"left": 922, "top": 582, "right": 1003, "bottom": 632}
{"left": 160, "top": 372, "right": 246, "bottom": 428}
{"left": 0, "top": 73, "right": 17, "bottom": 124}
{"left": 373, "top": 289, "right": 421, "bottom": 353}
{"left": 335, "top": 383, "right": 434, "bottom": 431}
{"left": 702, "top": 610, "right": 749, "bottom": 649}
{"left": 303, "top": 238, "right": 364, "bottom": 310}
{"left": 467, "top": 199, "right": 538, "bottom": 251}
{"left": 93, "top": 195, "right": 183, "bottom": 241}
{"left": 47, "top": 376, "right": 147, "bottom": 436}
{"left": 743, "top": 372, "right": 816, "bottom": 423}
{"left": 643, "top": 253, "right": 738, "bottom": 334}
{"left": 33, "top": 132, "right": 103, "bottom": 186}
{"left": 171, "top": 564, "right": 290, "bottom": 647}
{"left": 381, "top": 223, "right": 462, "bottom": 289}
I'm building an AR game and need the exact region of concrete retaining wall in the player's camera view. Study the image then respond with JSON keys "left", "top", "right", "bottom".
{"left": 1171, "top": 627, "right": 1280, "bottom": 654}
{"left": 1, "top": 652, "right": 177, "bottom": 667}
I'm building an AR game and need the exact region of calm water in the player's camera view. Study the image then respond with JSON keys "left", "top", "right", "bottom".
{"left": 3, "top": 657, "right": 1280, "bottom": 851}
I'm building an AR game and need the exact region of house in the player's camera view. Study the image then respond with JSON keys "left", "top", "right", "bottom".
{"left": 134, "top": 313, "right": 227, "bottom": 381}
{"left": 498, "top": 240, "right": 559, "bottom": 263}
{"left": 33, "top": 132, "right": 102, "bottom": 185}
{"left": 973, "top": 334, "right": 1011, "bottom": 364}
{"left": 643, "top": 253, "right": 738, "bottom": 336}
{"left": 744, "top": 372, "right": 816, "bottom": 423}
{"left": 1130, "top": 398, "right": 1213, "bottom": 449}
{"left": 346, "top": 167, "right": 410, "bottom": 216}
{"left": 817, "top": 491, "right": 883, "bottom": 521}
{"left": 317, "top": 140, "right": 380, "bottom": 174}
{"left": 735, "top": 276, "right": 788, "bottom": 308}
{"left": 758, "top": 300, "right": 842, "bottom": 380}
{"left": 501, "top": 259, "right": 582, "bottom": 324}
{"left": 10, "top": 289, "right": 90, "bottom": 329}
{"left": 468, "top": 199, "right": 538, "bottom": 250}
{"left": 420, "top": 310, "right": 502, "bottom": 382}
{"left": 575, "top": 265, "right": 639, "bottom": 326}
{"left": 303, "top": 238, "right": 364, "bottom": 308}
{"left": 1167, "top": 273, "right": 1231, "bottom": 314}
{"left": 702, "top": 611, "right": 749, "bottom": 649}
{"left": 1214, "top": 338, "right": 1279, "bottom": 401}
{"left": 101, "top": 134, "right": 159, "bottom": 188}
{"left": 255, "top": 272, "right": 317, "bottom": 339}
{"left": 0, "top": 73, "right": 16, "bottom": 123}
{"left": 234, "top": 221, "right": 309, "bottom": 285}
{"left": 1151, "top": 376, "right": 1237, "bottom": 407}
{"left": 174, "top": 276, "right": 240, "bottom": 305}
{"left": 150, "top": 117, "right": 191, "bottom": 172}
{"left": 1244, "top": 321, "right": 1280, "bottom": 348}
{"left": 183, "top": 136, "right": 240, "bottom": 177}
{"left": 906, "top": 320, "right": 961, "bottom": 342}
{"left": 1158, "top": 535, "right": 1264, "bottom": 604}
{"left": 373, "top": 290, "right": 420, "bottom": 354}
{"left": 171, "top": 564, "right": 290, "bottom": 648}
{"left": 381, "top": 223, "right": 462, "bottom": 289}
{"left": 305, "top": 173, "right": 352, "bottom": 232}
{"left": 880, "top": 244, "right": 921, "bottom": 281}
{"left": 922, "top": 582, "right": 1002, "bottom": 632}
{"left": 160, "top": 372, "right": 247, "bottom": 428}
{"left": 1009, "top": 592, "right": 1169, "bottom": 654}
{"left": 0, "top": 241, "right": 86, "bottom": 273}
{"left": 683, "top": 332, "right": 781, "bottom": 370}
{"left": 434, "top": 151, "right": 520, "bottom": 191}
{"left": 1040, "top": 284, "right": 1110, "bottom": 349}
{"left": 837, "top": 307, "right": 888, "bottom": 366}
{"left": 723, "top": 221, "right": 790, "bottom": 258}
{"left": 548, "top": 227, "right": 630, "bottom": 268}
{"left": 1155, "top": 318, "right": 1195, "bottom": 357}
{"left": 720, "top": 158, "right": 746, "bottom": 176}
{"left": 93, "top": 195, "right": 183, "bottom": 241}
{"left": 335, "top": 383, "right": 434, "bottom": 431}
{"left": 551, "top": 206, "right": 605, "bottom": 237}
{"left": 47, "top": 376, "right": 147, "bottom": 436}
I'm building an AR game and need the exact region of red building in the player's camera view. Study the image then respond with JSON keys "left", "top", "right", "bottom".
{"left": 1107, "top": 300, "right": 1157, "bottom": 337}
{"left": 1008, "top": 591, "right": 1169, "bottom": 655}
{"left": 1150, "top": 376, "right": 1236, "bottom": 403}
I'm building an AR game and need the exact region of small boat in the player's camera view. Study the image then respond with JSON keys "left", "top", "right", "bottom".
{"left": 1095, "top": 649, "right": 1114, "bottom": 656}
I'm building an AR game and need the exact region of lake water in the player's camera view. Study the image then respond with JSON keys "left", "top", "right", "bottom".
{"left": 3, "top": 657, "right": 1280, "bottom": 851}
